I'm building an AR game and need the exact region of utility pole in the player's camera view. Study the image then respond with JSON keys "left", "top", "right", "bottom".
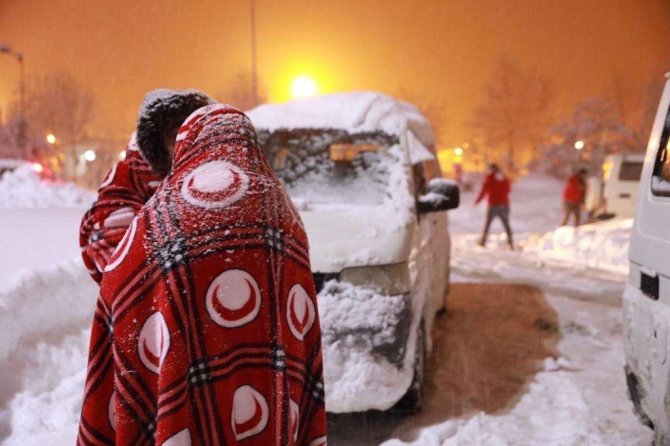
{"left": 250, "top": 0, "right": 259, "bottom": 107}
{"left": 0, "top": 43, "right": 26, "bottom": 154}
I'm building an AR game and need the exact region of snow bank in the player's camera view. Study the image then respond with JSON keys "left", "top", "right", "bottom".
{"left": 0, "top": 165, "right": 94, "bottom": 208}
{"left": 0, "top": 258, "right": 95, "bottom": 442}
{"left": 318, "top": 280, "right": 415, "bottom": 413}
{"left": 523, "top": 218, "right": 633, "bottom": 274}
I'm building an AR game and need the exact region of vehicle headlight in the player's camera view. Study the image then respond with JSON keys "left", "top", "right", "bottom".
{"left": 339, "top": 262, "right": 410, "bottom": 295}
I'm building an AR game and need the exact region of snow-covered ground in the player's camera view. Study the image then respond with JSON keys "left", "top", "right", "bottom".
{"left": 0, "top": 165, "right": 94, "bottom": 209}
{"left": 381, "top": 246, "right": 651, "bottom": 445}
{"left": 0, "top": 171, "right": 96, "bottom": 444}
{"left": 379, "top": 174, "right": 652, "bottom": 445}
{"left": 0, "top": 171, "right": 653, "bottom": 445}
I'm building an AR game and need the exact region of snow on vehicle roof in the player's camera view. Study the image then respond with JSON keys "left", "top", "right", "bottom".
{"left": 247, "top": 92, "right": 435, "bottom": 149}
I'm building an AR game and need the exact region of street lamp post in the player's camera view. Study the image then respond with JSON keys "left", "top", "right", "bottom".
{"left": 0, "top": 44, "right": 25, "bottom": 147}
{"left": 249, "top": 0, "right": 259, "bottom": 107}
{"left": 0, "top": 43, "right": 26, "bottom": 153}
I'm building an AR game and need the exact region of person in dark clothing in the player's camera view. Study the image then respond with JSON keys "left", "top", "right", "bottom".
{"left": 561, "top": 168, "right": 588, "bottom": 227}
{"left": 475, "top": 163, "right": 514, "bottom": 249}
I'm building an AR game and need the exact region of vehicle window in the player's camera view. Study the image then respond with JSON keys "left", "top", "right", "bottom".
{"left": 619, "top": 161, "right": 643, "bottom": 181}
{"left": 412, "top": 164, "right": 427, "bottom": 198}
{"left": 651, "top": 104, "right": 670, "bottom": 196}
{"left": 257, "top": 128, "right": 400, "bottom": 207}
{"left": 422, "top": 159, "right": 442, "bottom": 182}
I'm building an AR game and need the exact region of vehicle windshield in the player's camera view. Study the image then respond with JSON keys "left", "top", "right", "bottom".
{"left": 257, "top": 128, "right": 400, "bottom": 208}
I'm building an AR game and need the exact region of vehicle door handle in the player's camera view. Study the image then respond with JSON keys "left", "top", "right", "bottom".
{"left": 619, "top": 193, "right": 631, "bottom": 198}
{"left": 641, "top": 270, "right": 659, "bottom": 300}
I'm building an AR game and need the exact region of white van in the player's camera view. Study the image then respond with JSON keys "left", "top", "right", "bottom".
{"left": 623, "top": 73, "right": 670, "bottom": 442}
{"left": 248, "top": 92, "right": 459, "bottom": 413}
{"left": 602, "top": 153, "right": 645, "bottom": 218}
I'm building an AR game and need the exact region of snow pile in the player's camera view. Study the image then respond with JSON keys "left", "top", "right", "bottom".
{"left": 523, "top": 218, "right": 633, "bottom": 274}
{"left": 0, "top": 165, "right": 94, "bottom": 208}
{"left": 248, "top": 92, "right": 434, "bottom": 148}
{"left": 318, "top": 280, "right": 415, "bottom": 413}
{"left": 0, "top": 258, "right": 96, "bottom": 443}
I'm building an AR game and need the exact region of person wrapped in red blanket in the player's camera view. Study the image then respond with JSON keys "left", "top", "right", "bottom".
{"left": 79, "top": 134, "right": 161, "bottom": 283}
{"left": 78, "top": 95, "right": 327, "bottom": 445}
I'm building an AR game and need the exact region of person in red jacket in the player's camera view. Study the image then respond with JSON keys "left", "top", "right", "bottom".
{"left": 561, "top": 168, "right": 588, "bottom": 227}
{"left": 78, "top": 92, "right": 327, "bottom": 445}
{"left": 475, "top": 163, "right": 514, "bottom": 249}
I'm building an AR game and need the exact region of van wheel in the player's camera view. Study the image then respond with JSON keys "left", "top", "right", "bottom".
{"left": 392, "top": 319, "right": 426, "bottom": 414}
{"left": 625, "top": 367, "right": 654, "bottom": 429}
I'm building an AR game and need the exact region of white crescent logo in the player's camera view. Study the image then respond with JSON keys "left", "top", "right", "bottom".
{"left": 162, "top": 429, "right": 191, "bottom": 446}
{"left": 100, "top": 163, "right": 118, "bottom": 189}
{"left": 309, "top": 435, "right": 327, "bottom": 446}
{"left": 104, "top": 217, "right": 138, "bottom": 272}
{"left": 138, "top": 312, "right": 170, "bottom": 374}
{"left": 108, "top": 392, "right": 116, "bottom": 431}
{"left": 287, "top": 284, "right": 316, "bottom": 341}
{"left": 180, "top": 161, "right": 249, "bottom": 209}
{"left": 206, "top": 269, "right": 261, "bottom": 328}
{"left": 231, "top": 385, "right": 269, "bottom": 441}
{"left": 103, "top": 207, "right": 136, "bottom": 228}
{"left": 290, "top": 399, "right": 300, "bottom": 442}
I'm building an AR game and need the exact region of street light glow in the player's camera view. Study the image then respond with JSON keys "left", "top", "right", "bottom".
{"left": 32, "top": 163, "right": 43, "bottom": 173}
{"left": 291, "top": 75, "right": 318, "bottom": 99}
{"left": 454, "top": 147, "right": 464, "bottom": 156}
{"left": 83, "top": 149, "right": 96, "bottom": 162}
{"left": 574, "top": 140, "right": 585, "bottom": 150}
{"left": 46, "top": 133, "right": 56, "bottom": 144}
{"left": 119, "top": 150, "right": 126, "bottom": 161}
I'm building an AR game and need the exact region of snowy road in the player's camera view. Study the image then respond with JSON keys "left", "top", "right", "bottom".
{"left": 329, "top": 240, "right": 653, "bottom": 445}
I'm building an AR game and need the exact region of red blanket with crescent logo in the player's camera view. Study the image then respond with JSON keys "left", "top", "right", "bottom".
{"left": 78, "top": 105, "right": 327, "bottom": 446}
{"left": 79, "top": 135, "right": 161, "bottom": 283}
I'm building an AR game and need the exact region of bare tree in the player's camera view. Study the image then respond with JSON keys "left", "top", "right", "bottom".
{"left": 469, "top": 58, "right": 555, "bottom": 174}
{"left": 5, "top": 72, "right": 95, "bottom": 178}
{"left": 628, "top": 77, "right": 666, "bottom": 149}
{"left": 395, "top": 87, "right": 449, "bottom": 150}
{"left": 216, "top": 71, "right": 266, "bottom": 111}
{"left": 539, "top": 97, "right": 631, "bottom": 177}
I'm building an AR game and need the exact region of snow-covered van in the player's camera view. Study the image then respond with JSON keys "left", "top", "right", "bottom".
{"left": 248, "top": 92, "right": 459, "bottom": 413}
{"left": 602, "top": 153, "right": 645, "bottom": 218}
{"left": 624, "top": 73, "right": 670, "bottom": 442}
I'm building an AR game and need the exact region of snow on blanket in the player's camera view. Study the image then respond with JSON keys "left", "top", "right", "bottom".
{"left": 0, "top": 165, "right": 94, "bottom": 208}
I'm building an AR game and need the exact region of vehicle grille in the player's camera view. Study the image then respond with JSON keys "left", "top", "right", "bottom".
{"left": 312, "top": 273, "right": 339, "bottom": 293}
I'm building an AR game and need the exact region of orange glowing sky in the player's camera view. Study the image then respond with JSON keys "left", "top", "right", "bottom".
{"left": 0, "top": 0, "right": 668, "bottom": 149}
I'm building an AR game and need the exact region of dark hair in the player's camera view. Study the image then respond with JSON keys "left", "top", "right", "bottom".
{"left": 489, "top": 163, "right": 500, "bottom": 171}
{"left": 578, "top": 168, "right": 588, "bottom": 175}
{"left": 136, "top": 89, "right": 213, "bottom": 176}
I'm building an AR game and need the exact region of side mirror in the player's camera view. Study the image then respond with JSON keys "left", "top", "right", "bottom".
{"left": 417, "top": 178, "right": 460, "bottom": 213}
